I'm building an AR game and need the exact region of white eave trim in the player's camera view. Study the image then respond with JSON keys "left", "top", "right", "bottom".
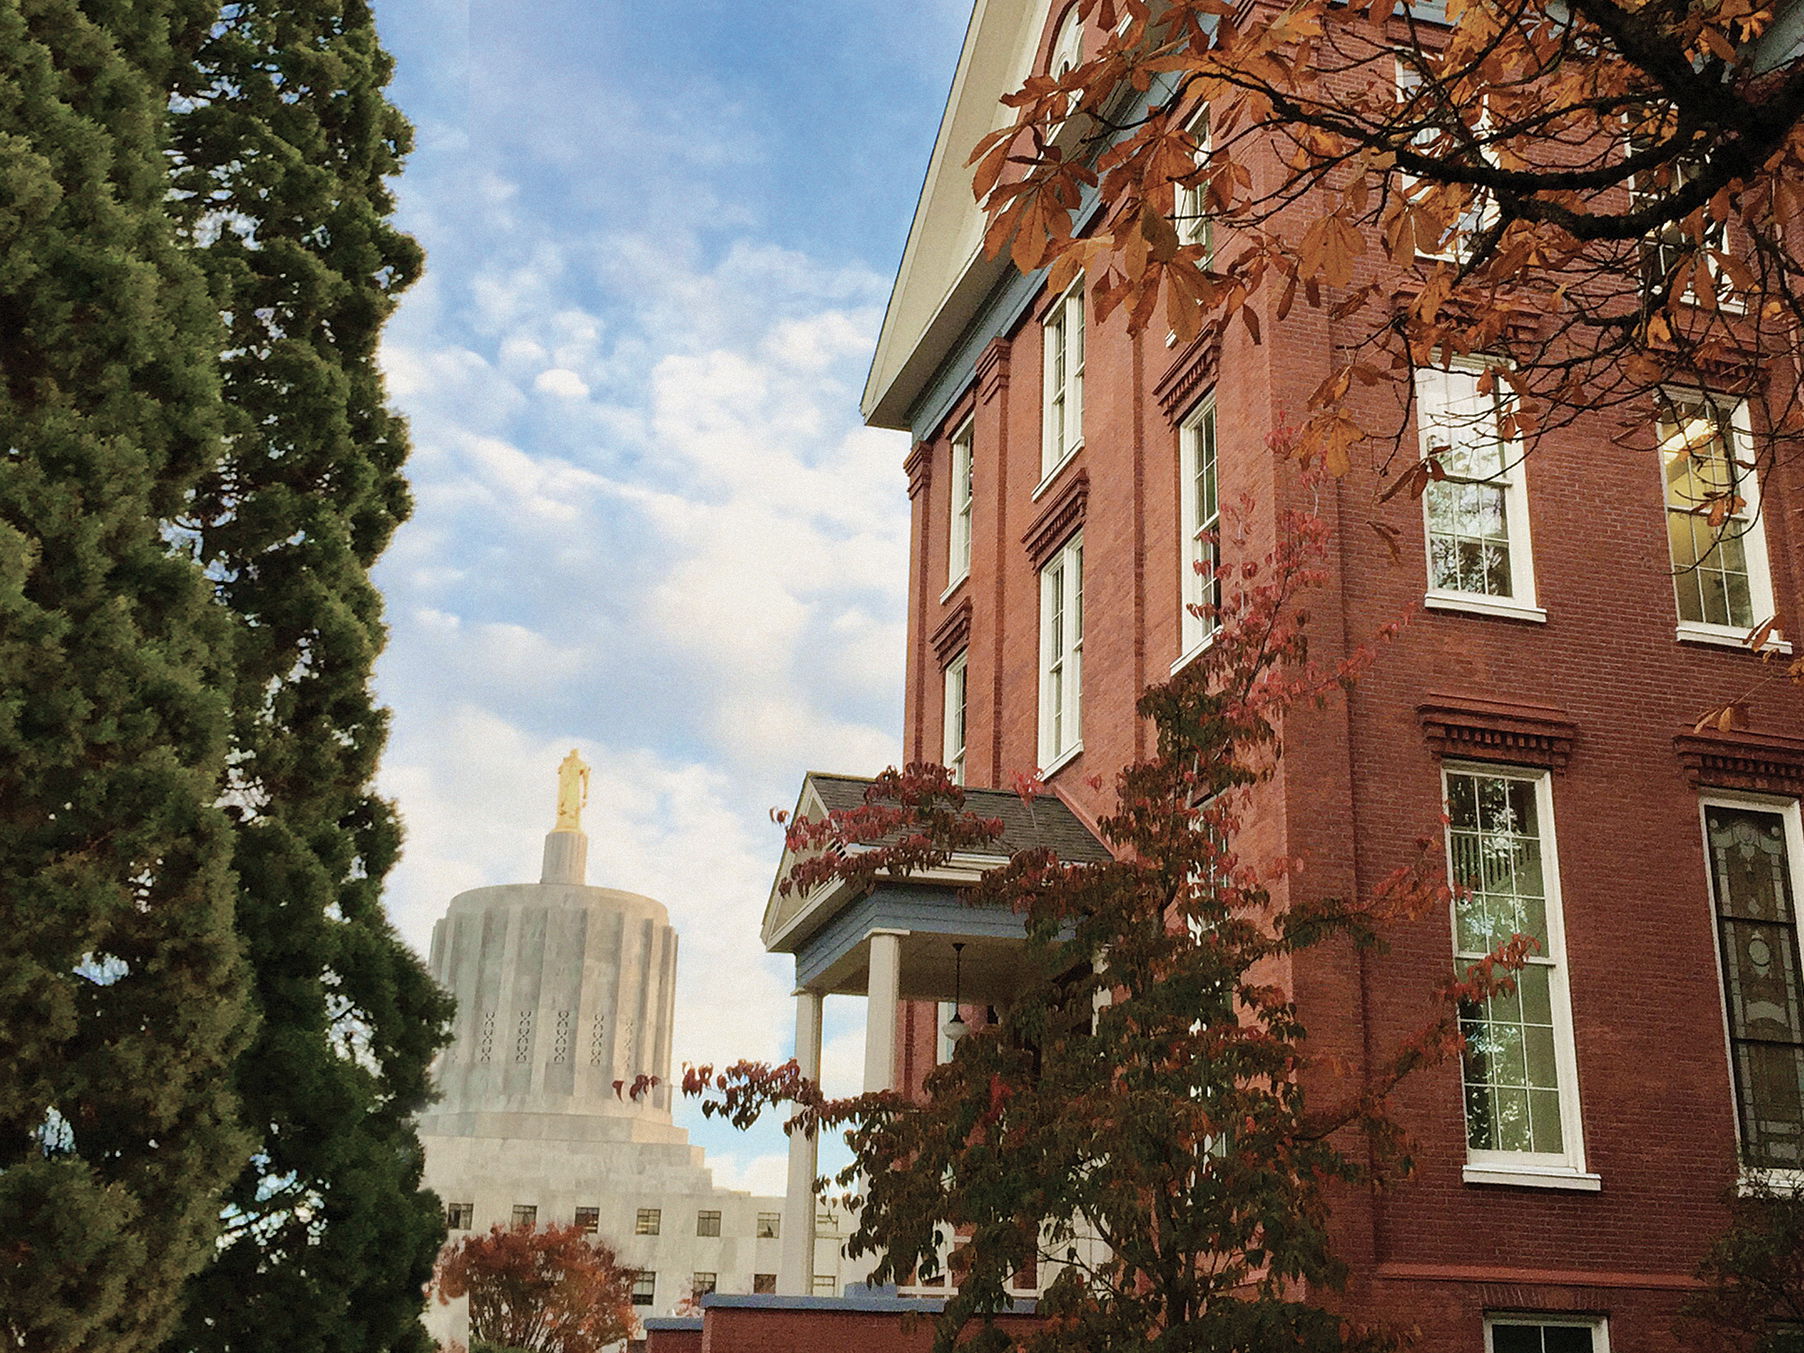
{"left": 760, "top": 846, "right": 1011, "bottom": 955}
{"left": 862, "top": 0, "right": 1062, "bottom": 431}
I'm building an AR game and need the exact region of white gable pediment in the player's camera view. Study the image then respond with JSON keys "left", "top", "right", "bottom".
{"left": 760, "top": 777, "right": 846, "bottom": 951}
{"left": 862, "top": 0, "right": 1067, "bottom": 431}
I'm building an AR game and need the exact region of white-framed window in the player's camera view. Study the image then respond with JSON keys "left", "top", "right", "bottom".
{"left": 631, "top": 1271, "right": 656, "bottom": 1307}
{"left": 943, "top": 650, "right": 968, "bottom": 786}
{"left": 510, "top": 1204, "right": 537, "bottom": 1229}
{"left": 1050, "top": 5, "right": 1082, "bottom": 76}
{"left": 445, "top": 1202, "right": 474, "bottom": 1230}
{"left": 1041, "top": 283, "right": 1085, "bottom": 480}
{"left": 573, "top": 1206, "right": 599, "bottom": 1234}
{"left": 1176, "top": 398, "right": 1220, "bottom": 666}
{"left": 1658, "top": 393, "right": 1777, "bottom": 643}
{"left": 1444, "top": 766, "right": 1591, "bottom": 1184}
{"left": 1700, "top": 793, "right": 1804, "bottom": 1178}
{"left": 634, "top": 1206, "right": 661, "bottom": 1235}
{"left": 948, "top": 419, "right": 974, "bottom": 588}
{"left": 1485, "top": 1315, "right": 1610, "bottom": 1353}
{"left": 1174, "top": 105, "right": 1214, "bottom": 260}
{"left": 1395, "top": 56, "right": 1497, "bottom": 260}
{"left": 1631, "top": 142, "right": 1734, "bottom": 309}
{"left": 1046, "top": 6, "right": 1085, "bottom": 137}
{"left": 756, "top": 1211, "right": 780, "bottom": 1239}
{"left": 696, "top": 1209, "right": 721, "bottom": 1237}
{"left": 1039, "top": 534, "right": 1084, "bottom": 770}
{"left": 1416, "top": 363, "right": 1540, "bottom": 617}
{"left": 691, "top": 1272, "right": 717, "bottom": 1298}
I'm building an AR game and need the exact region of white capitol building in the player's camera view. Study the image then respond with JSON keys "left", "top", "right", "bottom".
{"left": 418, "top": 753, "right": 861, "bottom": 1343}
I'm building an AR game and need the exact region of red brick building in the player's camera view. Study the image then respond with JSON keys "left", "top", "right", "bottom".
{"left": 744, "top": 2, "right": 1804, "bottom": 1351}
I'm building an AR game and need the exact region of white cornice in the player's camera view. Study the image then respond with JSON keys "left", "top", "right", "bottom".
{"left": 861, "top": 0, "right": 1061, "bottom": 432}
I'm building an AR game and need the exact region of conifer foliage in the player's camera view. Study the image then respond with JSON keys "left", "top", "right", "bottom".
{"left": 689, "top": 512, "right": 1528, "bottom": 1353}
{"left": 0, "top": 2, "right": 251, "bottom": 1349}
{"left": 160, "top": 4, "right": 454, "bottom": 1350}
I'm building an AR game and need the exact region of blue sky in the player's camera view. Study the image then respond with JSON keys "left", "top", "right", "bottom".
{"left": 367, "top": 2, "right": 972, "bottom": 1195}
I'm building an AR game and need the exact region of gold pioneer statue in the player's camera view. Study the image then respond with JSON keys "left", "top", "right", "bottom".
{"left": 554, "top": 748, "right": 590, "bottom": 832}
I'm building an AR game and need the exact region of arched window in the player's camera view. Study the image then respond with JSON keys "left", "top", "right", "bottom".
{"left": 1048, "top": 6, "right": 1082, "bottom": 78}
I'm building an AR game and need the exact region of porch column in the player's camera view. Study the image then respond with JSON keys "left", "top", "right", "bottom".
{"left": 863, "top": 930, "right": 905, "bottom": 1093}
{"left": 778, "top": 988, "right": 824, "bottom": 1295}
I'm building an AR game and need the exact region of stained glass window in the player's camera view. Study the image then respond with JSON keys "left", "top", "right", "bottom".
{"left": 1705, "top": 804, "right": 1804, "bottom": 1169}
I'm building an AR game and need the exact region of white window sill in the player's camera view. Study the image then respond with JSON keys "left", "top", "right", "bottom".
{"left": 1170, "top": 631, "right": 1217, "bottom": 675}
{"left": 1462, "top": 1163, "right": 1601, "bottom": 1192}
{"left": 1423, "top": 590, "right": 1548, "bottom": 623}
{"left": 939, "top": 573, "right": 969, "bottom": 605}
{"left": 1675, "top": 621, "right": 1792, "bottom": 654}
{"left": 1033, "top": 447, "right": 1082, "bottom": 501}
{"left": 1738, "top": 1167, "right": 1804, "bottom": 1195}
{"left": 1040, "top": 742, "right": 1084, "bottom": 780}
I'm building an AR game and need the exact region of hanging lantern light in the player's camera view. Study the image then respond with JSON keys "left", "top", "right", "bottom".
{"left": 941, "top": 942, "right": 968, "bottom": 1046}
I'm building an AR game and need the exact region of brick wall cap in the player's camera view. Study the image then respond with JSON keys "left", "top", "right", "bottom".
{"left": 643, "top": 1317, "right": 706, "bottom": 1330}
{"left": 1021, "top": 469, "right": 1088, "bottom": 569}
{"left": 1674, "top": 726, "right": 1804, "bottom": 792}
{"left": 699, "top": 1293, "right": 949, "bottom": 1313}
{"left": 931, "top": 597, "right": 973, "bottom": 668}
{"left": 905, "top": 441, "right": 932, "bottom": 500}
{"left": 1153, "top": 325, "right": 1222, "bottom": 419}
{"left": 1418, "top": 695, "right": 1577, "bottom": 771}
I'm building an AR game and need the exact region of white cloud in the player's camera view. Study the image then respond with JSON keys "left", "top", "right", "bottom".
{"left": 457, "top": 431, "right": 606, "bottom": 521}
{"left": 706, "top": 1150, "right": 789, "bottom": 1199}
{"left": 534, "top": 367, "right": 590, "bottom": 399}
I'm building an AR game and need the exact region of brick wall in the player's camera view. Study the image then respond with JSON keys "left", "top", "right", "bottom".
{"left": 694, "top": 1303, "right": 1040, "bottom": 1353}
{"left": 885, "top": 91, "right": 1804, "bottom": 1347}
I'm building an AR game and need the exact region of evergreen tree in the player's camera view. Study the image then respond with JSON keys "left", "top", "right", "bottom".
{"left": 0, "top": 2, "right": 252, "bottom": 1349}
{"left": 161, "top": 4, "right": 454, "bottom": 1349}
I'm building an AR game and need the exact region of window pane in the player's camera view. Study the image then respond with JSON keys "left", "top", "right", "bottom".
{"left": 1450, "top": 771, "right": 1567, "bottom": 1156}
{"left": 1419, "top": 367, "right": 1518, "bottom": 598}
{"left": 1072, "top": 545, "right": 1084, "bottom": 643}
{"left": 1490, "top": 1326, "right": 1543, "bottom": 1353}
{"left": 1177, "top": 107, "right": 1213, "bottom": 255}
{"left": 1184, "top": 404, "right": 1221, "bottom": 644}
{"left": 1543, "top": 1327, "right": 1596, "bottom": 1353}
{"left": 1449, "top": 772, "right": 1548, "bottom": 952}
{"left": 1041, "top": 538, "right": 1083, "bottom": 763}
{"left": 1491, "top": 1324, "right": 1596, "bottom": 1353}
{"left": 1662, "top": 402, "right": 1758, "bottom": 628}
{"left": 950, "top": 428, "right": 974, "bottom": 582}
